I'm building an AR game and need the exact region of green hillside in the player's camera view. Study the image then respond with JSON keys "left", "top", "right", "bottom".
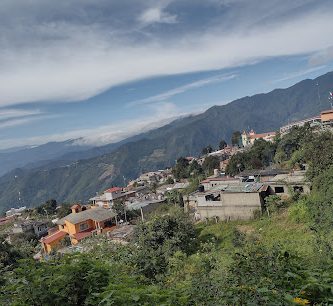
{"left": 0, "top": 71, "right": 333, "bottom": 212}
{"left": 2, "top": 125, "right": 333, "bottom": 304}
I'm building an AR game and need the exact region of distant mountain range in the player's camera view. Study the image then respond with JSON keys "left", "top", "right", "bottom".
{"left": 0, "top": 71, "right": 332, "bottom": 213}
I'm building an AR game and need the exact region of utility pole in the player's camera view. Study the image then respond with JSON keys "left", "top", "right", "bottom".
{"left": 140, "top": 207, "right": 144, "bottom": 222}
{"left": 317, "top": 82, "right": 321, "bottom": 108}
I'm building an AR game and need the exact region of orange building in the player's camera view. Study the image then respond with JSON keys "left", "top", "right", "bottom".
{"left": 321, "top": 109, "right": 333, "bottom": 124}
{"left": 41, "top": 205, "right": 117, "bottom": 254}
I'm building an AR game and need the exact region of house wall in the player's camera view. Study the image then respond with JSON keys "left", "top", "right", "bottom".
{"left": 268, "top": 183, "right": 310, "bottom": 198}
{"left": 196, "top": 192, "right": 262, "bottom": 220}
{"left": 63, "top": 219, "right": 95, "bottom": 235}
{"left": 42, "top": 236, "right": 66, "bottom": 254}
{"left": 321, "top": 111, "right": 333, "bottom": 123}
{"left": 33, "top": 224, "right": 48, "bottom": 237}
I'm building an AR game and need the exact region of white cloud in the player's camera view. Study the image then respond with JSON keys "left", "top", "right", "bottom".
{"left": 272, "top": 65, "right": 328, "bottom": 83}
{"left": 0, "top": 102, "right": 202, "bottom": 149}
{"left": 139, "top": 7, "right": 177, "bottom": 24}
{"left": 0, "top": 109, "right": 42, "bottom": 119}
{"left": 0, "top": 113, "right": 57, "bottom": 129}
{"left": 309, "top": 46, "right": 333, "bottom": 66}
{"left": 0, "top": 1, "right": 332, "bottom": 107}
{"left": 129, "top": 73, "right": 237, "bottom": 106}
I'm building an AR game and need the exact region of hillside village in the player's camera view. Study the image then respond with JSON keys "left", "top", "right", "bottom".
{"left": 1, "top": 108, "right": 332, "bottom": 258}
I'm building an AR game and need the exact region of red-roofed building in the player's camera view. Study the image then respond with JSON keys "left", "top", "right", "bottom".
{"left": 90, "top": 186, "right": 135, "bottom": 208}
{"left": 241, "top": 130, "right": 276, "bottom": 147}
{"left": 105, "top": 187, "right": 122, "bottom": 193}
{"left": 41, "top": 230, "right": 68, "bottom": 254}
{"left": 40, "top": 207, "right": 117, "bottom": 254}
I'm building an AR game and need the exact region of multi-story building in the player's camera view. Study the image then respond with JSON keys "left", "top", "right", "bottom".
{"left": 241, "top": 130, "right": 276, "bottom": 147}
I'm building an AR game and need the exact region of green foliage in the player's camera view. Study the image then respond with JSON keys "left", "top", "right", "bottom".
{"left": 2, "top": 255, "right": 110, "bottom": 306}
{"left": 275, "top": 125, "right": 313, "bottom": 164}
{"left": 133, "top": 210, "right": 197, "bottom": 280}
{"left": 0, "top": 236, "right": 23, "bottom": 268}
{"left": 231, "top": 131, "right": 241, "bottom": 147}
{"left": 226, "top": 139, "right": 276, "bottom": 175}
{"left": 165, "top": 176, "right": 174, "bottom": 185}
{"left": 165, "top": 190, "right": 184, "bottom": 207}
{"left": 113, "top": 199, "right": 126, "bottom": 217}
{"left": 36, "top": 199, "right": 57, "bottom": 216}
{"left": 172, "top": 157, "right": 190, "bottom": 180}
{"left": 56, "top": 203, "right": 72, "bottom": 218}
{"left": 303, "top": 132, "right": 333, "bottom": 180}
{"left": 219, "top": 139, "right": 227, "bottom": 150}
{"left": 202, "top": 155, "right": 219, "bottom": 175}
{"left": 201, "top": 145, "right": 213, "bottom": 155}
{"left": 289, "top": 199, "right": 311, "bottom": 224}
{"left": 265, "top": 195, "right": 285, "bottom": 215}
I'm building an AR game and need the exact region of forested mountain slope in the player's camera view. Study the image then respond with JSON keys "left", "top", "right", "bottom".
{"left": 0, "top": 71, "right": 332, "bottom": 212}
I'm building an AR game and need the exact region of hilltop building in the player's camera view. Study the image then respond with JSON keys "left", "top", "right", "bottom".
{"left": 241, "top": 130, "right": 276, "bottom": 147}
{"left": 280, "top": 109, "right": 333, "bottom": 135}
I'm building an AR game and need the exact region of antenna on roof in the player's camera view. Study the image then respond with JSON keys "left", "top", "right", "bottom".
{"left": 317, "top": 82, "right": 321, "bottom": 108}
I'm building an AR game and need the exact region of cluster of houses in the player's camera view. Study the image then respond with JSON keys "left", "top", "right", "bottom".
{"left": 185, "top": 169, "right": 311, "bottom": 221}
{"left": 2, "top": 107, "right": 333, "bottom": 258}
{"left": 280, "top": 109, "right": 333, "bottom": 135}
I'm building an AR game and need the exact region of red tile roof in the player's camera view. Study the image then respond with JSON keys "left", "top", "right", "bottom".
{"left": 249, "top": 132, "right": 276, "bottom": 139}
{"left": 321, "top": 109, "right": 333, "bottom": 115}
{"left": 105, "top": 187, "right": 122, "bottom": 193}
{"left": 71, "top": 204, "right": 81, "bottom": 209}
{"left": 72, "top": 229, "right": 93, "bottom": 241}
{"left": 41, "top": 230, "right": 67, "bottom": 244}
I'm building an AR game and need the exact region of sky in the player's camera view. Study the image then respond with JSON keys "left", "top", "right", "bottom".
{"left": 1, "top": 0, "right": 333, "bottom": 150}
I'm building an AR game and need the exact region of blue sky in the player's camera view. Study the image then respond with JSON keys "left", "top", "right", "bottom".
{"left": 0, "top": 0, "right": 333, "bottom": 149}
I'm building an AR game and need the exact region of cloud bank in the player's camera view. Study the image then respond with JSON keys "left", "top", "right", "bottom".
{"left": 0, "top": 0, "right": 332, "bottom": 107}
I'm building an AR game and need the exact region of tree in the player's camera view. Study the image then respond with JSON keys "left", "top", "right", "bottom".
{"left": 113, "top": 200, "right": 126, "bottom": 218}
{"left": 303, "top": 131, "right": 333, "bottom": 180}
{"left": 134, "top": 210, "right": 196, "bottom": 279}
{"left": 188, "top": 160, "right": 203, "bottom": 176}
{"left": 201, "top": 145, "right": 213, "bottom": 155}
{"left": 165, "top": 176, "right": 175, "bottom": 185}
{"left": 37, "top": 199, "right": 57, "bottom": 216}
{"left": 165, "top": 190, "right": 184, "bottom": 207}
{"left": 202, "top": 156, "right": 220, "bottom": 175}
{"left": 56, "top": 203, "right": 71, "bottom": 218}
{"left": 226, "top": 139, "right": 276, "bottom": 175}
{"left": 231, "top": 131, "right": 241, "bottom": 147}
{"left": 172, "top": 157, "right": 190, "bottom": 180}
{"left": 219, "top": 139, "right": 227, "bottom": 150}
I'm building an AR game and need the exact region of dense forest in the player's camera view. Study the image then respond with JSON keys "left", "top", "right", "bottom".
{"left": 1, "top": 126, "right": 333, "bottom": 305}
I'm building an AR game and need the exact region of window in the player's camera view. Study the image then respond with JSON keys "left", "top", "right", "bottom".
{"left": 79, "top": 223, "right": 89, "bottom": 231}
{"left": 274, "top": 186, "right": 285, "bottom": 193}
{"left": 293, "top": 186, "right": 304, "bottom": 193}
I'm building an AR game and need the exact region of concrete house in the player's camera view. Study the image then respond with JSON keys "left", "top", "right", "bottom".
{"left": 237, "top": 169, "right": 289, "bottom": 183}
{"left": 201, "top": 177, "right": 240, "bottom": 191}
{"left": 12, "top": 220, "right": 49, "bottom": 238}
{"left": 194, "top": 183, "right": 268, "bottom": 221}
{"left": 90, "top": 187, "right": 129, "bottom": 208}
{"left": 267, "top": 171, "right": 311, "bottom": 198}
